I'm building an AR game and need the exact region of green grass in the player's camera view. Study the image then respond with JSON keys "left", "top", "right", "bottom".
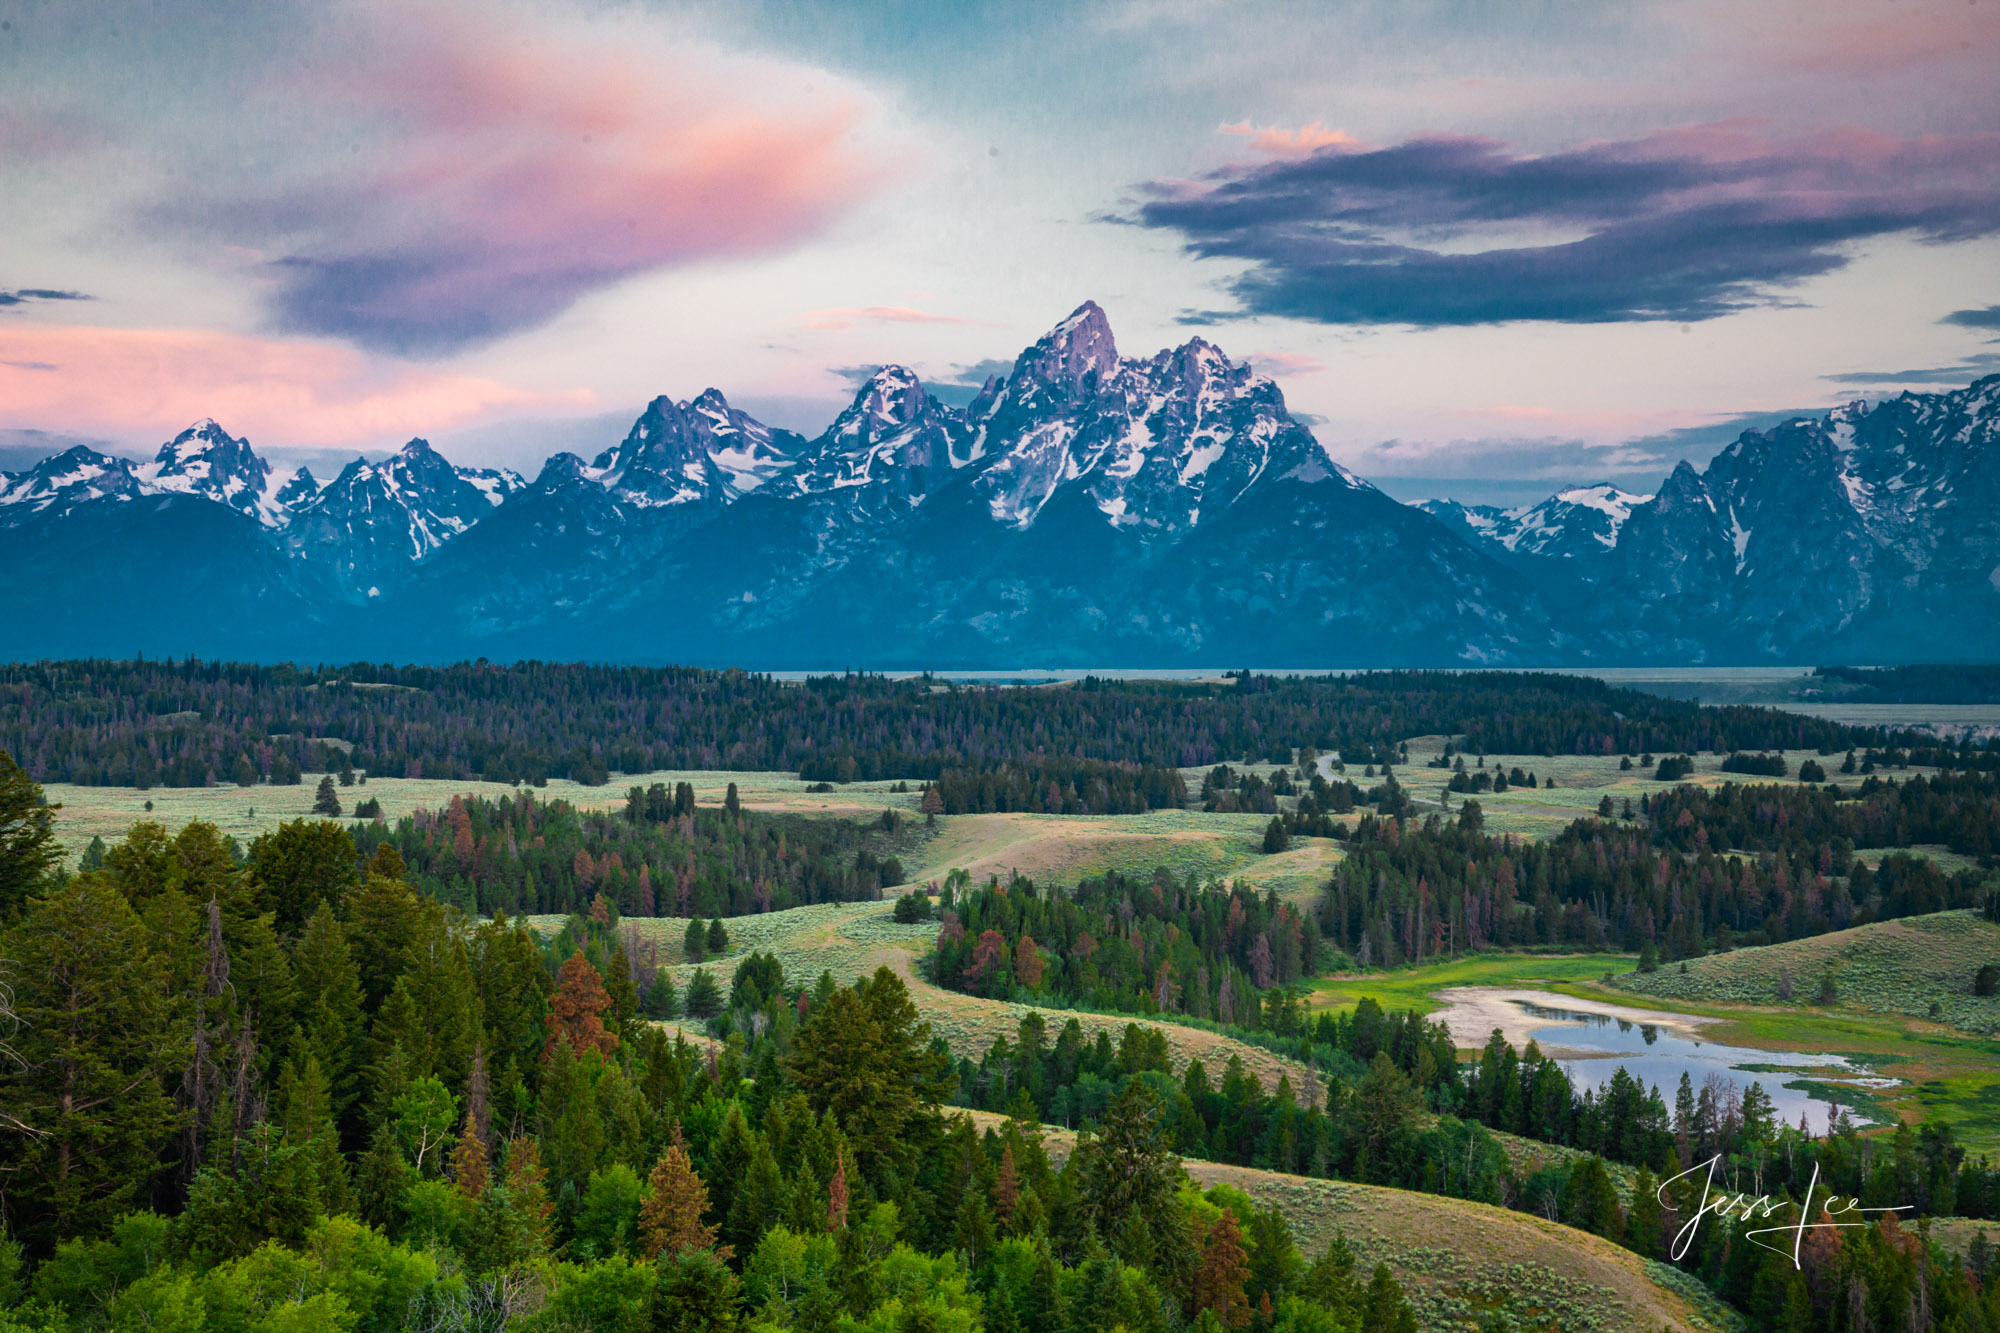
{"left": 1613, "top": 911, "right": 2000, "bottom": 1036}
{"left": 43, "top": 766, "right": 925, "bottom": 870}
{"left": 1308, "top": 952, "right": 1636, "bottom": 1017}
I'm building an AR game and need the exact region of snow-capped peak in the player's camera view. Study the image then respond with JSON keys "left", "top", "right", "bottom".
{"left": 137, "top": 419, "right": 288, "bottom": 526}
{"left": 1009, "top": 300, "right": 1120, "bottom": 397}
{"left": 589, "top": 390, "right": 802, "bottom": 508}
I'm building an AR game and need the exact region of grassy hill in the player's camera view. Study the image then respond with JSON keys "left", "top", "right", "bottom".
{"left": 1613, "top": 910, "right": 2000, "bottom": 1036}
{"left": 955, "top": 1109, "right": 1733, "bottom": 1333}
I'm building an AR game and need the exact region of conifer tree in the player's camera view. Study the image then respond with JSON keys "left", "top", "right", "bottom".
{"left": 1361, "top": 1263, "right": 1418, "bottom": 1333}
{"left": 604, "top": 941, "right": 640, "bottom": 1044}
{"left": 0, "top": 749, "right": 59, "bottom": 921}
{"left": 276, "top": 1051, "right": 351, "bottom": 1216}
{"left": 727, "top": 1138, "right": 786, "bottom": 1255}
{"left": 312, "top": 776, "right": 343, "bottom": 817}
{"left": 546, "top": 948, "right": 620, "bottom": 1060}
{"left": 0, "top": 876, "right": 185, "bottom": 1249}
{"left": 291, "top": 901, "right": 365, "bottom": 1125}
{"left": 684, "top": 917, "right": 707, "bottom": 963}
{"left": 450, "top": 1104, "right": 489, "bottom": 1199}
{"left": 347, "top": 872, "right": 422, "bottom": 1009}
{"left": 501, "top": 1135, "right": 555, "bottom": 1256}
{"left": 1194, "top": 1209, "right": 1252, "bottom": 1328}
{"left": 826, "top": 1151, "right": 849, "bottom": 1232}
{"left": 684, "top": 967, "right": 723, "bottom": 1020}
{"left": 640, "top": 1128, "right": 722, "bottom": 1260}
{"left": 250, "top": 818, "right": 358, "bottom": 932}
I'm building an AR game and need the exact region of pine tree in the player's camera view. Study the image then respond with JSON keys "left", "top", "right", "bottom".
{"left": 291, "top": 901, "right": 366, "bottom": 1125}
{"left": 0, "top": 748, "right": 59, "bottom": 921}
{"left": 312, "top": 775, "right": 343, "bottom": 817}
{"left": 684, "top": 967, "right": 723, "bottom": 1020}
{"left": 347, "top": 872, "right": 421, "bottom": 1009}
{"left": 684, "top": 917, "right": 707, "bottom": 963}
{"left": 355, "top": 1121, "right": 412, "bottom": 1231}
{"left": 1361, "top": 1263, "right": 1418, "bottom": 1333}
{"left": 545, "top": 948, "right": 620, "bottom": 1060}
{"left": 639, "top": 1128, "right": 722, "bottom": 1260}
{"left": 994, "top": 1140, "right": 1019, "bottom": 1228}
{"left": 783, "top": 967, "right": 949, "bottom": 1188}
{"left": 501, "top": 1135, "right": 555, "bottom": 1256}
{"left": 450, "top": 1104, "right": 490, "bottom": 1198}
{"left": 643, "top": 971, "right": 681, "bottom": 1020}
{"left": 826, "top": 1150, "right": 849, "bottom": 1232}
{"left": 0, "top": 876, "right": 186, "bottom": 1249}
{"left": 604, "top": 942, "right": 640, "bottom": 1044}
{"left": 656, "top": 1250, "right": 744, "bottom": 1333}
{"left": 707, "top": 917, "right": 729, "bottom": 955}
{"left": 1195, "top": 1209, "right": 1252, "bottom": 1328}
{"left": 727, "top": 1138, "right": 786, "bottom": 1255}
{"left": 276, "top": 1052, "right": 351, "bottom": 1216}
{"left": 249, "top": 819, "right": 359, "bottom": 932}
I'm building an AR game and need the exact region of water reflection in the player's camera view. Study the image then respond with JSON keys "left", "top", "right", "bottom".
{"left": 1508, "top": 997, "right": 1882, "bottom": 1131}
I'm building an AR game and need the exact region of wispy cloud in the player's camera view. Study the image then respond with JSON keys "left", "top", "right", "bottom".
{"left": 1129, "top": 122, "right": 2000, "bottom": 326}
{"left": 1217, "top": 121, "right": 1359, "bottom": 158}
{"left": 142, "top": 6, "right": 906, "bottom": 357}
{"left": 0, "top": 324, "right": 590, "bottom": 447}
{"left": 0, "top": 288, "right": 91, "bottom": 308}
{"left": 799, "top": 306, "right": 990, "bottom": 331}
{"left": 1941, "top": 304, "right": 2000, "bottom": 331}
{"left": 1823, "top": 352, "right": 2000, "bottom": 385}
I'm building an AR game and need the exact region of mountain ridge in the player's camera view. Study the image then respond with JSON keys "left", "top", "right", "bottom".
{"left": 2, "top": 306, "right": 1995, "bottom": 665}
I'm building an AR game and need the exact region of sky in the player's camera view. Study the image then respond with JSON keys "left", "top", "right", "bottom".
{"left": 3, "top": 0, "right": 1999, "bottom": 502}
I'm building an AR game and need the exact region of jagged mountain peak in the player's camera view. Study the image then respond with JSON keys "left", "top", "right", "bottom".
{"left": 1009, "top": 299, "right": 1120, "bottom": 397}
{"left": 0, "top": 444, "right": 142, "bottom": 524}
{"left": 141, "top": 418, "right": 286, "bottom": 526}
{"left": 532, "top": 451, "right": 593, "bottom": 490}
{"left": 591, "top": 388, "right": 800, "bottom": 508}
{"left": 273, "top": 467, "right": 319, "bottom": 510}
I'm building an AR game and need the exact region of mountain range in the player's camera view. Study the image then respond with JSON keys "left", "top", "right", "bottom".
{"left": 2, "top": 302, "right": 1995, "bottom": 665}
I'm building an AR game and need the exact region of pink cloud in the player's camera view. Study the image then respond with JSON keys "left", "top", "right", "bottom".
{"left": 1245, "top": 350, "right": 1326, "bottom": 378}
{"left": 171, "top": 5, "right": 908, "bottom": 355}
{"left": 797, "top": 306, "right": 991, "bottom": 332}
{"left": 0, "top": 324, "right": 589, "bottom": 447}
{"left": 1219, "top": 120, "right": 1360, "bottom": 157}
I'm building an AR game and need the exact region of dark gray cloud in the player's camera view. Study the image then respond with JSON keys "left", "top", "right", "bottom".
{"left": 1823, "top": 351, "right": 2000, "bottom": 385}
{"left": 1129, "top": 128, "right": 2000, "bottom": 326}
{"left": 1941, "top": 304, "right": 2000, "bottom": 330}
{"left": 830, "top": 364, "right": 886, "bottom": 390}
{"left": 0, "top": 360, "right": 58, "bottom": 371}
{"left": 0, "top": 288, "right": 90, "bottom": 307}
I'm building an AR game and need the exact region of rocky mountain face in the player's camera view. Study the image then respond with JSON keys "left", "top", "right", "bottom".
{"left": 0, "top": 308, "right": 1993, "bottom": 665}
{"left": 282, "top": 438, "right": 522, "bottom": 601}
{"left": 1428, "top": 378, "right": 2000, "bottom": 660}
{"left": 1422, "top": 484, "right": 1652, "bottom": 564}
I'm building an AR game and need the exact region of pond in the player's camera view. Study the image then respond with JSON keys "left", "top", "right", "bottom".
{"left": 1438, "top": 989, "right": 1894, "bottom": 1133}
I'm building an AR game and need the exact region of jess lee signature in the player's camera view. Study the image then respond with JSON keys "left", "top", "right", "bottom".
{"left": 1661, "top": 1155, "right": 1913, "bottom": 1269}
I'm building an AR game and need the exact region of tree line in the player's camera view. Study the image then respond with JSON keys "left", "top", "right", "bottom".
{"left": 1648, "top": 770, "right": 2000, "bottom": 864}
{"left": 1320, "top": 804, "right": 1995, "bottom": 969}
{"left": 343, "top": 786, "right": 915, "bottom": 921}
{"left": 2, "top": 658, "right": 1889, "bottom": 789}
{"left": 929, "top": 870, "right": 1320, "bottom": 1027}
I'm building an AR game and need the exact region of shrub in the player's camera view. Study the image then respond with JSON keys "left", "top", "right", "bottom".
{"left": 1654, "top": 755, "right": 1695, "bottom": 782}
{"left": 1720, "top": 752, "right": 1788, "bottom": 778}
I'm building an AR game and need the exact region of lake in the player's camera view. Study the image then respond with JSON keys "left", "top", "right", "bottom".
{"left": 1434, "top": 988, "right": 1893, "bottom": 1133}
